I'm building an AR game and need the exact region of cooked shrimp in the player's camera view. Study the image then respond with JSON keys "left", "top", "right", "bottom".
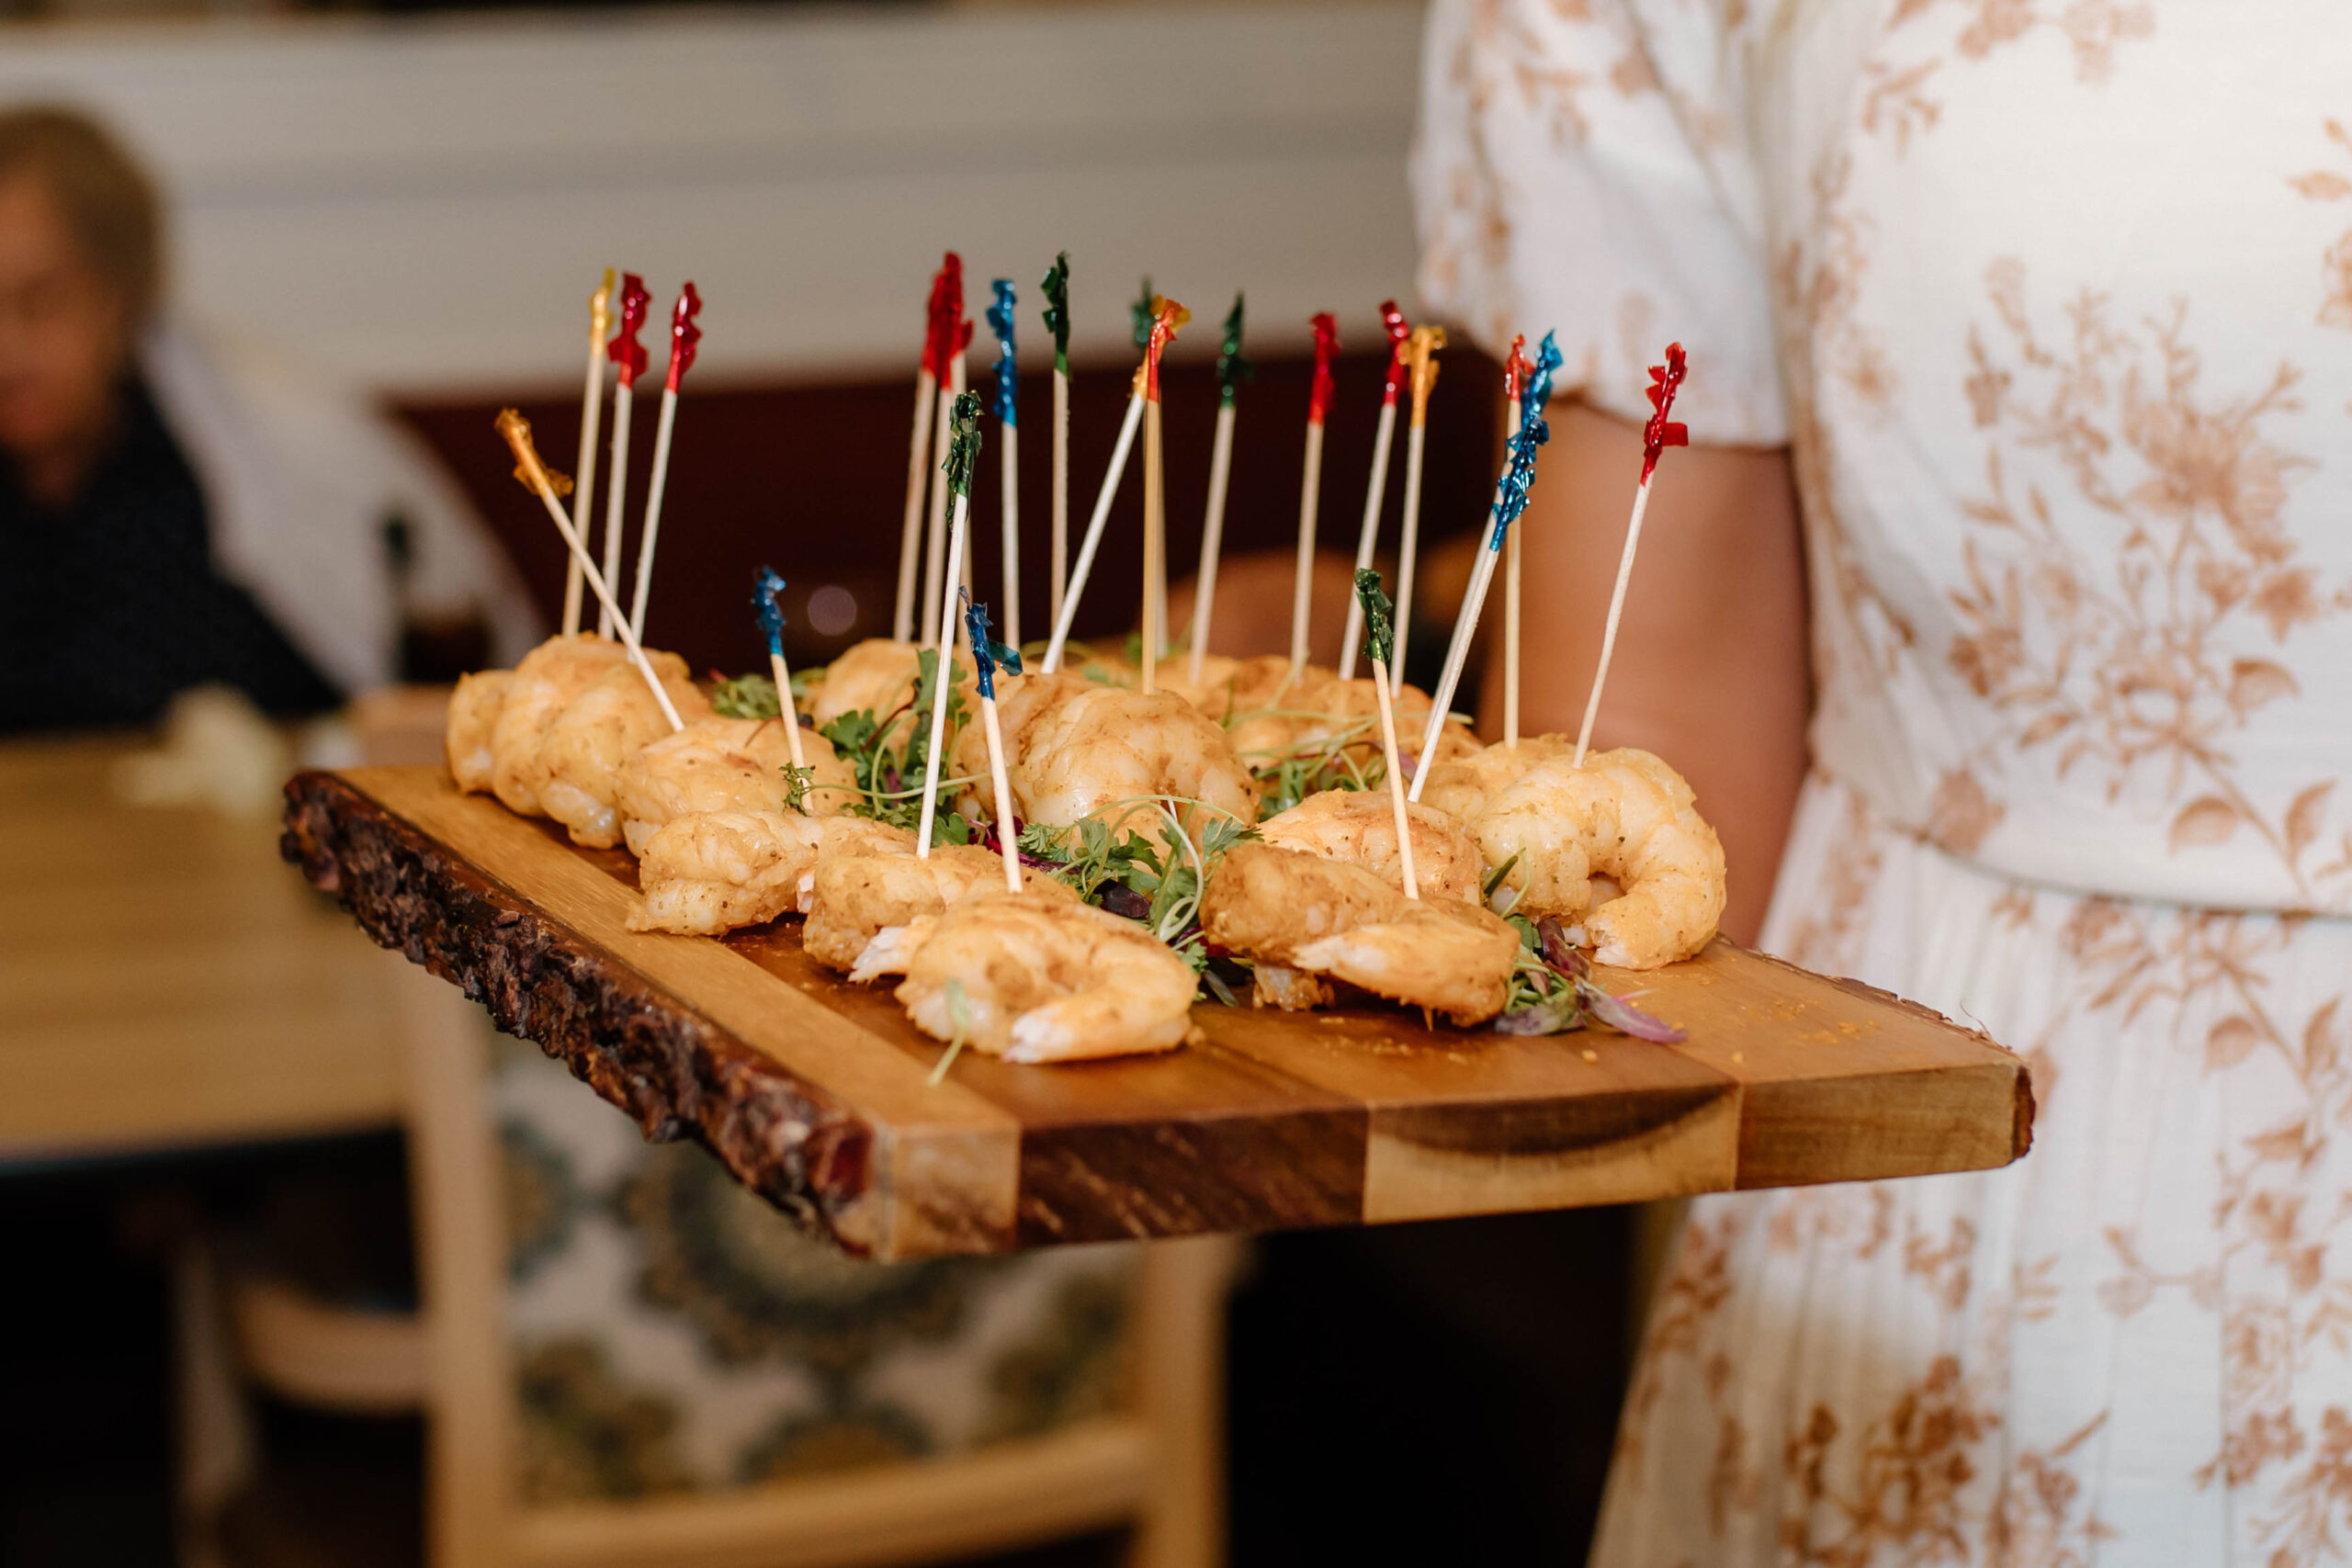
{"left": 800, "top": 821, "right": 1075, "bottom": 971}
{"left": 806, "top": 637, "right": 973, "bottom": 728}
{"left": 628, "top": 809, "right": 827, "bottom": 935}
{"left": 446, "top": 669, "right": 511, "bottom": 794}
{"left": 615, "top": 717, "right": 856, "bottom": 856}
{"left": 1470, "top": 747, "right": 1725, "bottom": 968}
{"left": 1255, "top": 788, "right": 1487, "bottom": 903}
{"left": 952, "top": 671, "right": 1259, "bottom": 840}
{"left": 489, "top": 634, "right": 632, "bottom": 816}
{"left": 1150, "top": 653, "right": 1241, "bottom": 713}
{"left": 537, "top": 663, "right": 712, "bottom": 849}
{"left": 875, "top": 891, "right": 1199, "bottom": 1063}
{"left": 1418, "top": 735, "right": 1575, "bottom": 824}
{"left": 1200, "top": 840, "right": 1518, "bottom": 1023}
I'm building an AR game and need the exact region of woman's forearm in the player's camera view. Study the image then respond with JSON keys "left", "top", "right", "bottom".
{"left": 1480, "top": 400, "right": 1810, "bottom": 945}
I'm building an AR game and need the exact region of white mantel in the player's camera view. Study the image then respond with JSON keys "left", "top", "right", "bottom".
{"left": 0, "top": 2, "right": 1428, "bottom": 395}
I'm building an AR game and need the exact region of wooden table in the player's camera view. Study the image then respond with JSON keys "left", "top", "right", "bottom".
{"left": 1, "top": 738, "right": 404, "bottom": 1163}
{"left": 284, "top": 766, "right": 2034, "bottom": 1260}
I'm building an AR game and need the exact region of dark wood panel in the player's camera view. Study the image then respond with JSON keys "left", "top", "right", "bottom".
{"left": 397, "top": 347, "right": 1504, "bottom": 678}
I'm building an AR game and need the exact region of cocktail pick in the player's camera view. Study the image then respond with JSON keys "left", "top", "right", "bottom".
{"left": 1187, "top": 292, "right": 1252, "bottom": 683}
{"left": 1337, "top": 300, "right": 1413, "bottom": 678}
{"left": 1573, "top": 344, "right": 1690, "bottom": 767}
{"left": 1354, "top": 569, "right": 1418, "bottom": 899}
{"left": 1287, "top": 311, "right": 1340, "bottom": 684}
{"left": 916, "top": 391, "right": 986, "bottom": 859}
{"left": 1138, "top": 295, "right": 1188, "bottom": 696}
{"left": 1389, "top": 323, "right": 1447, "bottom": 685}
{"left": 1041, "top": 252, "right": 1072, "bottom": 634}
{"left": 627, "top": 280, "right": 701, "bottom": 642}
{"left": 894, "top": 254, "right": 959, "bottom": 643}
{"left": 922, "top": 262, "right": 972, "bottom": 646}
{"left": 752, "top": 566, "right": 808, "bottom": 771}
{"left": 599, "top": 273, "right": 650, "bottom": 637}
{"left": 561, "top": 270, "right": 615, "bottom": 637}
{"left": 1040, "top": 276, "right": 1155, "bottom": 671}
{"left": 1408, "top": 331, "right": 1562, "bottom": 801}
{"left": 987, "top": 279, "right": 1022, "bottom": 649}
{"left": 1498, "top": 334, "right": 1529, "bottom": 745}
{"left": 962, "top": 590, "right": 1024, "bottom": 891}
{"left": 495, "top": 409, "right": 680, "bottom": 730}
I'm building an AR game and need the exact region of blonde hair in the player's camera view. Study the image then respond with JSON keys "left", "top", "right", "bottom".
{"left": 0, "top": 106, "right": 162, "bottom": 324}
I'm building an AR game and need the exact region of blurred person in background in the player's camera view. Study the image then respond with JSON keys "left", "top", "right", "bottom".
{"left": 0, "top": 105, "right": 536, "bottom": 735}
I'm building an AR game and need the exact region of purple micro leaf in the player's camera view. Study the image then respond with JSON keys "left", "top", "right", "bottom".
{"left": 1498, "top": 990, "right": 1584, "bottom": 1036}
{"left": 1535, "top": 917, "right": 1590, "bottom": 981}
{"left": 1572, "top": 978, "right": 1687, "bottom": 1043}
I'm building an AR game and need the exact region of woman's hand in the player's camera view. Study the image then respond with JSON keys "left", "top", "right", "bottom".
{"left": 1486, "top": 400, "right": 1810, "bottom": 945}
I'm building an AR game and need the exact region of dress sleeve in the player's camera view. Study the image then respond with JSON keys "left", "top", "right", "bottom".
{"left": 1410, "top": 0, "right": 1787, "bottom": 446}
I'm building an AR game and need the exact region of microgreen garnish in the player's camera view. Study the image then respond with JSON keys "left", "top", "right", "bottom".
{"left": 813, "top": 649, "right": 976, "bottom": 847}
{"left": 929, "top": 977, "right": 972, "bottom": 1086}
{"left": 707, "top": 666, "right": 817, "bottom": 721}
{"left": 1016, "top": 804, "right": 1257, "bottom": 998}
{"left": 1481, "top": 851, "right": 1521, "bottom": 902}
{"left": 1495, "top": 915, "right": 1687, "bottom": 1041}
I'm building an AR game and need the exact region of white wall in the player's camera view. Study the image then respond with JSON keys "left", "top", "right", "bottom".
{"left": 0, "top": 2, "right": 1428, "bottom": 395}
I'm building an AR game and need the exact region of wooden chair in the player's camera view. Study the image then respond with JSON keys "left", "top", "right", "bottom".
{"left": 187, "top": 949, "right": 1237, "bottom": 1568}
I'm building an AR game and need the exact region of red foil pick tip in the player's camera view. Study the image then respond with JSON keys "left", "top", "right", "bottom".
{"left": 1378, "top": 300, "right": 1411, "bottom": 405}
{"left": 1640, "top": 341, "right": 1690, "bottom": 483}
{"left": 923, "top": 253, "right": 966, "bottom": 381}
{"left": 1307, "top": 311, "right": 1340, "bottom": 424}
{"left": 609, "top": 272, "right": 652, "bottom": 389}
{"left": 1503, "top": 333, "right": 1529, "bottom": 402}
{"left": 665, "top": 281, "right": 703, "bottom": 393}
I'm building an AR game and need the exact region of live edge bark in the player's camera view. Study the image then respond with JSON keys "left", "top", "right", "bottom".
{"left": 280, "top": 772, "right": 881, "bottom": 1254}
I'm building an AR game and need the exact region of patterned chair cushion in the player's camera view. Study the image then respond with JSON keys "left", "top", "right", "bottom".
{"left": 490, "top": 1033, "right": 1138, "bottom": 1503}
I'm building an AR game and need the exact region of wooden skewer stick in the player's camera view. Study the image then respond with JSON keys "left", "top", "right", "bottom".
{"left": 1137, "top": 296, "right": 1188, "bottom": 698}
{"left": 753, "top": 568, "right": 808, "bottom": 772}
{"left": 1142, "top": 399, "right": 1165, "bottom": 694}
{"left": 1353, "top": 569, "right": 1418, "bottom": 898}
{"left": 562, "top": 270, "right": 615, "bottom": 637}
{"left": 1408, "top": 331, "right": 1561, "bottom": 801}
{"left": 1389, "top": 324, "right": 1446, "bottom": 686}
{"left": 922, "top": 344, "right": 969, "bottom": 645}
{"left": 1187, "top": 293, "right": 1250, "bottom": 685}
{"left": 917, "top": 392, "right": 987, "bottom": 859}
{"left": 1288, "top": 311, "right": 1340, "bottom": 685}
{"left": 599, "top": 273, "right": 650, "bottom": 638}
{"left": 962, "top": 592, "right": 1023, "bottom": 891}
{"left": 1041, "top": 253, "right": 1073, "bottom": 638}
{"left": 1572, "top": 342, "right": 1690, "bottom": 769}
{"left": 1040, "top": 369, "right": 1143, "bottom": 672}
{"left": 628, "top": 282, "right": 702, "bottom": 643}
{"left": 495, "top": 409, "right": 680, "bottom": 732}
{"left": 1497, "top": 335, "right": 1528, "bottom": 746}
{"left": 893, "top": 366, "right": 939, "bottom": 643}
{"left": 1338, "top": 302, "right": 1412, "bottom": 680}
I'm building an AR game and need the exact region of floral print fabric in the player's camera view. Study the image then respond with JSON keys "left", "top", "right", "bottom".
{"left": 1412, "top": 1, "right": 2352, "bottom": 1561}
{"left": 1412, "top": 0, "right": 2352, "bottom": 916}
{"left": 1598, "top": 775, "right": 2352, "bottom": 1564}
{"left": 492, "top": 1035, "right": 1136, "bottom": 1502}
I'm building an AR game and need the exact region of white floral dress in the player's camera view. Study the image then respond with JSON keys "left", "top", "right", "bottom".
{"left": 1415, "top": 2, "right": 2352, "bottom": 1562}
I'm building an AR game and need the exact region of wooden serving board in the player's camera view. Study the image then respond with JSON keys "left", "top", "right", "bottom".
{"left": 282, "top": 766, "right": 2033, "bottom": 1260}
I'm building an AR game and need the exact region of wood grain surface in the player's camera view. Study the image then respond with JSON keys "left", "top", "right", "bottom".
{"left": 2, "top": 739, "right": 403, "bottom": 1161}
{"left": 282, "top": 765, "right": 2035, "bottom": 1260}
